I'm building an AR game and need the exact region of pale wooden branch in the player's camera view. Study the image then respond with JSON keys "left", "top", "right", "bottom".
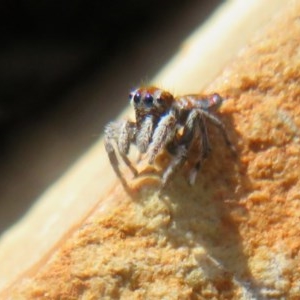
{"left": 2, "top": 0, "right": 300, "bottom": 299}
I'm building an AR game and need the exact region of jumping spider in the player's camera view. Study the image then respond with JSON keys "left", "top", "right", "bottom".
{"left": 104, "top": 86, "right": 234, "bottom": 188}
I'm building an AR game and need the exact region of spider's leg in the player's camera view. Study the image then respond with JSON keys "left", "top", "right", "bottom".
{"left": 187, "top": 109, "right": 211, "bottom": 185}
{"left": 136, "top": 115, "right": 155, "bottom": 154}
{"left": 104, "top": 121, "right": 128, "bottom": 186}
{"left": 119, "top": 153, "right": 138, "bottom": 177}
{"left": 104, "top": 120, "right": 137, "bottom": 186}
{"left": 148, "top": 111, "right": 177, "bottom": 164}
{"left": 161, "top": 144, "right": 188, "bottom": 187}
{"left": 118, "top": 120, "right": 138, "bottom": 177}
{"left": 201, "top": 110, "right": 236, "bottom": 153}
{"left": 197, "top": 110, "right": 211, "bottom": 158}
{"left": 161, "top": 109, "right": 202, "bottom": 187}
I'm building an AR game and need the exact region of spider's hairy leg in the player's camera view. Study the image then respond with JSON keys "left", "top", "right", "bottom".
{"left": 194, "top": 109, "right": 211, "bottom": 158}
{"left": 136, "top": 115, "right": 155, "bottom": 154}
{"left": 161, "top": 144, "right": 188, "bottom": 188}
{"left": 186, "top": 109, "right": 212, "bottom": 185}
{"left": 201, "top": 110, "right": 236, "bottom": 154}
{"left": 148, "top": 111, "right": 177, "bottom": 164}
{"left": 104, "top": 121, "right": 126, "bottom": 185}
{"left": 117, "top": 120, "right": 138, "bottom": 176}
{"left": 160, "top": 109, "right": 203, "bottom": 187}
{"left": 104, "top": 120, "right": 137, "bottom": 185}
{"left": 117, "top": 120, "right": 133, "bottom": 154}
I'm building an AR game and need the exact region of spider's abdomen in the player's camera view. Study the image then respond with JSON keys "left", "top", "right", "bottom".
{"left": 175, "top": 93, "right": 223, "bottom": 111}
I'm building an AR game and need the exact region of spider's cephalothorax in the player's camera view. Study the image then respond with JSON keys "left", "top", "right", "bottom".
{"left": 104, "top": 86, "right": 234, "bottom": 188}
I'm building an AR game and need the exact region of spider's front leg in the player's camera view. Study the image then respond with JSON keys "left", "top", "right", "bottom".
{"left": 104, "top": 120, "right": 137, "bottom": 186}
{"left": 136, "top": 115, "right": 155, "bottom": 154}
{"left": 147, "top": 110, "right": 177, "bottom": 164}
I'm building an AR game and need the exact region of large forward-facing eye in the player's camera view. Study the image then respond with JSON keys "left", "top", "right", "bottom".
{"left": 144, "top": 93, "right": 154, "bottom": 106}
{"left": 133, "top": 92, "right": 141, "bottom": 104}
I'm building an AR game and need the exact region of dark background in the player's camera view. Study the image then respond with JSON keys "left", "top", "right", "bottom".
{"left": 0, "top": 0, "right": 222, "bottom": 234}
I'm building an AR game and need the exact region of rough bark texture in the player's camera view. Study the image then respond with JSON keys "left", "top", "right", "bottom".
{"left": 2, "top": 1, "right": 300, "bottom": 299}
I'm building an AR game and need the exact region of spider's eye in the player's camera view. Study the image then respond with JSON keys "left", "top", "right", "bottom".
{"left": 133, "top": 93, "right": 141, "bottom": 104}
{"left": 144, "top": 93, "right": 153, "bottom": 106}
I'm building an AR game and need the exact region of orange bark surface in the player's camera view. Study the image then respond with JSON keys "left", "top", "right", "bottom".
{"left": 3, "top": 2, "right": 300, "bottom": 299}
